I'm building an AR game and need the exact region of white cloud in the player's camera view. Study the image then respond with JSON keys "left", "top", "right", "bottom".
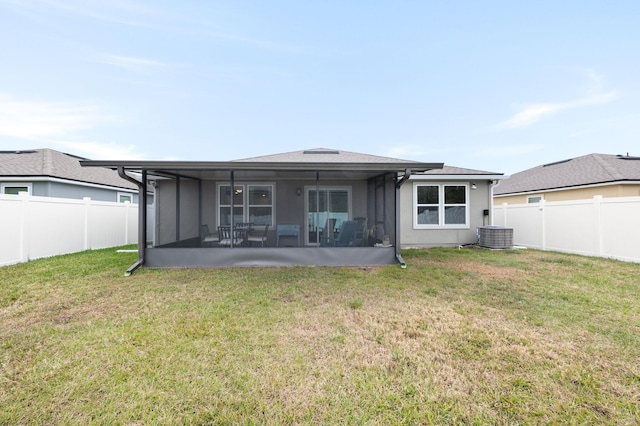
{"left": 498, "top": 91, "right": 618, "bottom": 129}
{"left": 0, "top": 93, "right": 150, "bottom": 160}
{"left": 0, "top": 0, "right": 164, "bottom": 28}
{"left": 57, "top": 141, "right": 149, "bottom": 160}
{"left": 93, "top": 54, "right": 168, "bottom": 72}
{"left": 0, "top": 94, "right": 109, "bottom": 139}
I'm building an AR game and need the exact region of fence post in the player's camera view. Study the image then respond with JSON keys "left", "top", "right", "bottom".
{"left": 501, "top": 203, "right": 508, "bottom": 227}
{"left": 594, "top": 195, "right": 603, "bottom": 257}
{"left": 539, "top": 200, "right": 546, "bottom": 250}
{"left": 19, "top": 192, "right": 30, "bottom": 262}
{"left": 83, "top": 197, "right": 91, "bottom": 250}
{"left": 124, "top": 201, "right": 131, "bottom": 244}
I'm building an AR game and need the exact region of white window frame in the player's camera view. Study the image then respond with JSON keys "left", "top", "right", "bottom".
{"left": 117, "top": 192, "right": 133, "bottom": 203}
{"left": 217, "top": 183, "right": 275, "bottom": 227}
{"left": 1, "top": 182, "right": 32, "bottom": 195}
{"left": 527, "top": 195, "right": 544, "bottom": 203}
{"left": 413, "top": 182, "right": 470, "bottom": 229}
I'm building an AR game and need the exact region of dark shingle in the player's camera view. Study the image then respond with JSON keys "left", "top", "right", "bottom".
{"left": 0, "top": 148, "right": 137, "bottom": 190}
{"left": 494, "top": 153, "right": 640, "bottom": 195}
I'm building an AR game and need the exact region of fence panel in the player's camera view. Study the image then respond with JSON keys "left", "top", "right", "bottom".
{"left": 494, "top": 196, "right": 640, "bottom": 263}
{"left": 0, "top": 196, "right": 24, "bottom": 265}
{"left": 0, "top": 194, "right": 142, "bottom": 266}
{"left": 27, "top": 196, "right": 87, "bottom": 260}
{"left": 599, "top": 197, "right": 640, "bottom": 262}
{"left": 495, "top": 203, "right": 543, "bottom": 249}
{"left": 544, "top": 200, "right": 599, "bottom": 256}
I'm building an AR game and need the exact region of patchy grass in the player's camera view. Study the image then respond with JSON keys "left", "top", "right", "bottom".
{"left": 1, "top": 246, "right": 639, "bottom": 424}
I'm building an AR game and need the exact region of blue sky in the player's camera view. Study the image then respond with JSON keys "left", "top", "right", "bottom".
{"left": 1, "top": 1, "right": 638, "bottom": 174}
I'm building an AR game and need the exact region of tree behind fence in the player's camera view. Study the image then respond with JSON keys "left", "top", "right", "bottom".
{"left": 493, "top": 195, "right": 640, "bottom": 263}
{"left": 0, "top": 193, "right": 144, "bottom": 266}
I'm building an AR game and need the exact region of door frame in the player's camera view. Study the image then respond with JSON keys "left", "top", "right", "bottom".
{"left": 304, "top": 185, "right": 352, "bottom": 246}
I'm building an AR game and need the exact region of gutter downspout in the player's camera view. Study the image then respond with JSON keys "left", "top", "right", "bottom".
{"left": 118, "top": 166, "right": 146, "bottom": 276}
{"left": 394, "top": 169, "right": 412, "bottom": 268}
{"left": 489, "top": 180, "right": 498, "bottom": 226}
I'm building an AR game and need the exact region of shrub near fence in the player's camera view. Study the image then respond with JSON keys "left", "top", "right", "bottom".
{"left": 0, "top": 193, "right": 140, "bottom": 266}
{"left": 493, "top": 195, "right": 640, "bottom": 263}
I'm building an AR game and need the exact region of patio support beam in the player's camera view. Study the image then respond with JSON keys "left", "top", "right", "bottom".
{"left": 198, "top": 179, "right": 202, "bottom": 235}
{"left": 315, "top": 171, "right": 320, "bottom": 247}
{"left": 175, "top": 176, "right": 180, "bottom": 242}
{"left": 394, "top": 171, "right": 407, "bottom": 268}
{"left": 230, "top": 170, "right": 235, "bottom": 248}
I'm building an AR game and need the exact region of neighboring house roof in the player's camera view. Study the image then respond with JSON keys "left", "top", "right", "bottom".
{"left": 0, "top": 148, "right": 137, "bottom": 190}
{"left": 494, "top": 153, "right": 640, "bottom": 196}
{"left": 234, "top": 147, "right": 418, "bottom": 164}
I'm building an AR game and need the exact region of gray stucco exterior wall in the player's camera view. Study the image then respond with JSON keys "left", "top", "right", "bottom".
{"left": 399, "top": 178, "right": 494, "bottom": 248}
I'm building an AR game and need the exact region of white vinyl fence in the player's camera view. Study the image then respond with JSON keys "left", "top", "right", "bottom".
{"left": 0, "top": 193, "right": 151, "bottom": 267}
{"left": 493, "top": 195, "right": 640, "bottom": 263}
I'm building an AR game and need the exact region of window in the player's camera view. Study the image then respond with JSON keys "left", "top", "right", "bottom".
{"left": 414, "top": 183, "right": 469, "bottom": 228}
{"left": 118, "top": 192, "right": 133, "bottom": 203}
{"left": 218, "top": 184, "right": 274, "bottom": 226}
{"left": 2, "top": 183, "right": 31, "bottom": 195}
{"left": 527, "top": 195, "right": 543, "bottom": 203}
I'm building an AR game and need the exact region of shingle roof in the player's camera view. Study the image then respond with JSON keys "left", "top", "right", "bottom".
{"left": 0, "top": 148, "right": 137, "bottom": 190}
{"left": 415, "top": 165, "right": 502, "bottom": 176}
{"left": 494, "top": 153, "right": 640, "bottom": 195}
{"left": 234, "top": 147, "right": 418, "bottom": 164}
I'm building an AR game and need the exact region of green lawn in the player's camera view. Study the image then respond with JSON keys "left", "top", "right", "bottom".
{"left": 1, "top": 247, "right": 639, "bottom": 425}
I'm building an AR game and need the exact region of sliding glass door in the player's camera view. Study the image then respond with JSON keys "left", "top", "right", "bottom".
{"left": 305, "top": 187, "right": 350, "bottom": 245}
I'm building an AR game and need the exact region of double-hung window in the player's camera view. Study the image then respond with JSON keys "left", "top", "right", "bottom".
{"left": 218, "top": 184, "right": 274, "bottom": 226}
{"left": 414, "top": 183, "right": 469, "bottom": 228}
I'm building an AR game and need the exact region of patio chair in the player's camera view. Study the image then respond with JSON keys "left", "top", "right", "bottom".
{"left": 200, "top": 224, "right": 219, "bottom": 247}
{"left": 320, "top": 220, "right": 358, "bottom": 247}
{"left": 234, "top": 222, "right": 253, "bottom": 246}
{"left": 246, "top": 224, "right": 270, "bottom": 247}
{"left": 352, "top": 217, "right": 368, "bottom": 247}
{"left": 218, "top": 226, "right": 244, "bottom": 247}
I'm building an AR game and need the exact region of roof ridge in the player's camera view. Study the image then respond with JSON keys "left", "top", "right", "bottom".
{"left": 42, "top": 148, "right": 53, "bottom": 175}
{"left": 592, "top": 153, "right": 624, "bottom": 180}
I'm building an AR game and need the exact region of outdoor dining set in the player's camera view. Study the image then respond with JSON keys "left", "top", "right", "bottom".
{"left": 201, "top": 217, "right": 370, "bottom": 249}
{"left": 200, "top": 223, "right": 269, "bottom": 248}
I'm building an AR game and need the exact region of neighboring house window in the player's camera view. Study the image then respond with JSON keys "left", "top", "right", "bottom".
{"left": 218, "top": 184, "right": 274, "bottom": 226}
{"left": 2, "top": 183, "right": 31, "bottom": 195}
{"left": 527, "top": 195, "right": 543, "bottom": 203}
{"left": 414, "top": 183, "right": 469, "bottom": 228}
{"left": 118, "top": 192, "right": 133, "bottom": 203}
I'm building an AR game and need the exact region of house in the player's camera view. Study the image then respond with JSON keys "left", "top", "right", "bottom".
{"left": 493, "top": 153, "right": 640, "bottom": 205}
{"left": 0, "top": 148, "right": 142, "bottom": 203}
{"left": 80, "top": 148, "right": 502, "bottom": 273}
{"left": 401, "top": 166, "right": 504, "bottom": 248}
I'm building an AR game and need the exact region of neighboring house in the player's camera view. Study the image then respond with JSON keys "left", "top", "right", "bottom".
{"left": 0, "top": 148, "right": 144, "bottom": 203}
{"left": 494, "top": 153, "right": 640, "bottom": 205}
{"left": 401, "top": 166, "right": 504, "bottom": 248}
{"left": 81, "top": 148, "right": 502, "bottom": 272}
